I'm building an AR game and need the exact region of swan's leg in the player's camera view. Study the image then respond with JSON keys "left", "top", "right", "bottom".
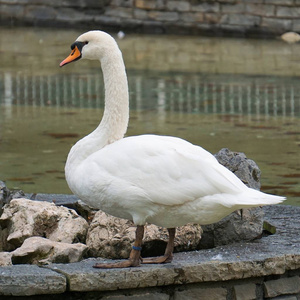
{"left": 142, "top": 228, "right": 175, "bottom": 264}
{"left": 93, "top": 225, "right": 144, "bottom": 269}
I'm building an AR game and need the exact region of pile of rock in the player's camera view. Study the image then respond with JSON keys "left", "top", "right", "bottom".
{"left": 0, "top": 198, "right": 202, "bottom": 266}
{"left": 0, "top": 149, "right": 266, "bottom": 266}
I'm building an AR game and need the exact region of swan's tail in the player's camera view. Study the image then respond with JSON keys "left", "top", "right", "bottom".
{"left": 206, "top": 188, "right": 286, "bottom": 208}
{"left": 238, "top": 188, "right": 286, "bottom": 207}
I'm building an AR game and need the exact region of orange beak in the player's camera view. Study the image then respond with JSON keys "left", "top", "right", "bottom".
{"left": 60, "top": 45, "right": 82, "bottom": 67}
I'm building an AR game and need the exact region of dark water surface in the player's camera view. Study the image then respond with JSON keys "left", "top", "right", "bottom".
{"left": 0, "top": 27, "right": 299, "bottom": 205}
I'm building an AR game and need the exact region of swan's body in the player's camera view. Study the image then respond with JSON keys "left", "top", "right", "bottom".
{"left": 60, "top": 31, "right": 285, "bottom": 268}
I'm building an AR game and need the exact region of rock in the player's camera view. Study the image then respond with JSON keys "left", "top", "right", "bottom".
{"left": 0, "top": 181, "right": 10, "bottom": 215}
{"left": 281, "top": 31, "right": 300, "bottom": 43}
{"left": 0, "top": 226, "right": 9, "bottom": 251}
{"left": 0, "top": 181, "right": 25, "bottom": 216}
{"left": 30, "top": 193, "right": 97, "bottom": 223}
{"left": 11, "top": 236, "right": 87, "bottom": 265}
{"left": 86, "top": 211, "right": 202, "bottom": 259}
{"left": 0, "top": 198, "right": 88, "bottom": 251}
{"left": 198, "top": 148, "right": 264, "bottom": 249}
{"left": 198, "top": 207, "right": 263, "bottom": 249}
{"left": 0, "top": 252, "right": 12, "bottom": 266}
{"left": 214, "top": 148, "right": 261, "bottom": 190}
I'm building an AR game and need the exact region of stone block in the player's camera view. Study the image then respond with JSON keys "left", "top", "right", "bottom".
{"left": 102, "top": 293, "right": 169, "bottom": 300}
{"left": 174, "top": 287, "right": 227, "bottom": 300}
{"left": 105, "top": 7, "right": 133, "bottom": 18}
{"left": 61, "top": 0, "right": 85, "bottom": 7}
{"left": 264, "top": 0, "right": 293, "bottom": 4}
{"left": 277, "top": 6, "right": 300, "bottom": 17}
{"left": 226, "top": 14, "right": 261, "bottom": 26}
{"left": 261, "top": 17, "right": 292, "bottom": 31}
{"left": 110, "top": 0, "right": 133, "bottom": 7}
{"left": 263, "top": 276, "right": 300, "bottom": 298}
{"left": 191, "top": 2, "right": 220, "bottom": 13}
{"left": 245, "top": 4, "right": 275, "bottom": 16}
{"left": 221, "top": 3, "right": 245, "bottom": 14}
{"left": 59, "top": 0, "right": 109, "bottom": 8}
{"left": 0, "top": 265, "right": 66, "bottom": 296}
{"left": 239, "top": 0, "right": 263, "bottom": 3}
{"left": 234, "top": 283, "right": 256, "bottom": 300}
{"left": 0, "top": 4, "right": 24, "bottom": 18}
{"left": 180, "top": 12, "right": 204, "bottom": 23}
{"left": 271, "top": 297, "right": 297, "bottom": 300}
{"left": 148, "top": 11, "right": 179, "bottom": 22}
{"left": 135, "top": 0, "right": 157, "bottom": 10}
{"left": 167, "top": 1, "right": 190, "bottom": 12}
{"left": 134, "top": 8, "right": 149, "bottom": 19}
{"left": 205, "top": 13, "right": 221, "bottom": 24}
{"left": 292, "top": 19, "right": 300, "bottom": 31}
{"left": 218, "top": 0, "right": 238, "bottom": 2}
{"left": 24, "top": 5, "right": 57, "bottom": 21}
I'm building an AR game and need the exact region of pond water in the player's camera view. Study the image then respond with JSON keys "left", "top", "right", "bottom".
{"left": 0, "top": 27, "right": 299, "bottom": 206}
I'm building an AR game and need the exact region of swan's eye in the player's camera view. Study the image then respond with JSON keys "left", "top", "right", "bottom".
{"left": 84, "top": 41, "right": 89, "bottom": 45}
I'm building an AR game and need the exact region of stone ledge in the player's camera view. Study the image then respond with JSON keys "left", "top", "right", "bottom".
{"left": 0, "top": 265, "right": 66, "bottom": 296}
{"left": 0, "top": 205, "right": 299, "bottom": 298}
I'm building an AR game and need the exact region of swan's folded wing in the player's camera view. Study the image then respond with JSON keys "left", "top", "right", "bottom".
{"left": 92, "top": 135, "right": 248, "bottom": 207}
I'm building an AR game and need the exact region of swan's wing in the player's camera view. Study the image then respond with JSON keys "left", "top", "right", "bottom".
{"left": 89, "top": 135, "right": 247, "bottom": 207}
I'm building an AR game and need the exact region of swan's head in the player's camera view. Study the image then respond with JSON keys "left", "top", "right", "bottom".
{"left": 60, "top": 30, "right": 118, "bottom": 67}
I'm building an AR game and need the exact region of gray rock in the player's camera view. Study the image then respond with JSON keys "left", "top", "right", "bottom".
{"left": 214, "top": 148, "right": 261, "bottom": 190}
{"left": 198, "top": 148, "right": 264, "bottom": 249}
{"left": 199, "top": 207, "right": 263, "bottom": 249}
{"left": 0, "top": 181, "right": 10, "bottom": 216}
{"left": 0, "top": 181, "right": 24, "bottom": 216}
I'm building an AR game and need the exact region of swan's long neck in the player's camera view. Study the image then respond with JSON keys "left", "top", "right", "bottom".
{"left": 96, "top": 50, "right": 129, "bottom": 144}
{"left": 66, "top": 45, "right": 129, "bottom": 172}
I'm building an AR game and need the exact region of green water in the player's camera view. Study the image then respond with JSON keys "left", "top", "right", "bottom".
{"left": 0, "top": 27, "right": 299, "bottom": 205}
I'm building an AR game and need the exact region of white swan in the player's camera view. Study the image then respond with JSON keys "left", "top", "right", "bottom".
{"left": 60, "top": 31, "right": 285, "bottom": 268}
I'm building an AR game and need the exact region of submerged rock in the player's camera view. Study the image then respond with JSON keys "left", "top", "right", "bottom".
{"left": 281, "top": 31, "right": 300, "bottom": 43}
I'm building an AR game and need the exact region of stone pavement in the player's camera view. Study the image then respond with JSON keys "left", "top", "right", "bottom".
{"left": 0, "top": 204, "right": 299, "bottom": 299}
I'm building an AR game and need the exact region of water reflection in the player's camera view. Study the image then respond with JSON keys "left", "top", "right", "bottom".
{"left": 1, "top": 70, "right": 299, "bottom": 118}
